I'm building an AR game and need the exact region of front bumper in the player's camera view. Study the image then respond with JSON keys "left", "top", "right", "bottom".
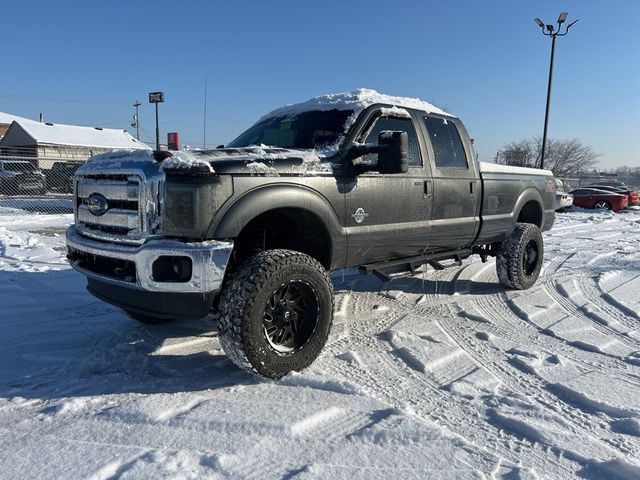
{"left": 66, "top": 225, "right": 233, "bottom": 294}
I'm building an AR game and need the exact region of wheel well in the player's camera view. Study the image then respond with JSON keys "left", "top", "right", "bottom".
{"left": 231, "top": 208, "right": 332, "bottom": 269}
{"left": 517, "top": 200, "right": 542, "bottom": 228}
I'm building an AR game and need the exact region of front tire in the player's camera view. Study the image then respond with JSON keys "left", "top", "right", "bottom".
{"left": 496, "top": 223, "right": 544, "bottom": 290}
{"left": 218, "top": 249, "right": 334, "bottom": 379}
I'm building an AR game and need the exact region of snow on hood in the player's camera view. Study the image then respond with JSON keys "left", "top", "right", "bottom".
{"left": 161, "top": 151, "right": 215, "bottom": 173}
{"left": 82, "top": 149, "right": 156, "bottom": 169}
{"left": 81, "top": 149, "right": 216, "bottom": 173}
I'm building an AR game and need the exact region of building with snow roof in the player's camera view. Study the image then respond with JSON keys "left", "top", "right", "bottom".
{"left": 0, "top": 118, "right": 149, "bottom": 169}
{"left": 0, "top": 112, "right": 34, "bottom": 142}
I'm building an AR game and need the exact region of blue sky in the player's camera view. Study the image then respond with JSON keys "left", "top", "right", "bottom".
{"left": 1, "top": 0, "right": 638, "bottom": 168}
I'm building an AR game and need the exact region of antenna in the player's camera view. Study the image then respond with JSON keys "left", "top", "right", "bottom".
{"left": 203, "top": 77, "right": 207, "bottom": 149}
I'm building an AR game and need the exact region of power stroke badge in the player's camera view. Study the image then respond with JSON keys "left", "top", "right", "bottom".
{"left": 351, "top": 208, "right": 369, "bottom": 224}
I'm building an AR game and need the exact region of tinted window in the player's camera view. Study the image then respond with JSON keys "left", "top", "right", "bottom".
{"left": 227, "top": 109, "right": 353, "bottom": 150}
{"left": 424, "top": 116, "right": 468, "bottom": 168}
{"left": 364, "top": 116, "right": 421, "bottom": 167}
{"left": 571, "top": 189, "right": 598, "bottom": 196}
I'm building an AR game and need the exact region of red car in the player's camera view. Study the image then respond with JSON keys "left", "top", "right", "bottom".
{"left": 569, "top": 188, "right": 628, "bottom": 211}
{"left": 587, "top": 184, "right": 640, "bottom": 206}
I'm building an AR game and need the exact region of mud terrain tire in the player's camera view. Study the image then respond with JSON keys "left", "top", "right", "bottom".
{"left": 496, "top": 223, "right": 544, "bottom": 290}
{"left": 218, "top": 249, "right": 334, "bottom": 379}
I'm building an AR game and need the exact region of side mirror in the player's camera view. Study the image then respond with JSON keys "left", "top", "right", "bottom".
{"left": 378, "top": 130, "right": 408, "bottom": 174}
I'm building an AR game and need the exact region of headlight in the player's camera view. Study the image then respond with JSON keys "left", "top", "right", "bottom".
{"left": 164, "top": 174, "right": 233, "bottom": 239}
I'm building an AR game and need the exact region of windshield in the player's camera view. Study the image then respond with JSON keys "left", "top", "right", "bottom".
{"left": 3, "top": 162, "right": 36, "bottom": 173}
{"left": 227, "top": 109, "right": 353, "bottom": 150}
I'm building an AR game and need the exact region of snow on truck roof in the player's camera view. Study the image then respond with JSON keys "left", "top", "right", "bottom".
{"left": 258, "top": 88, "right": 451, "bottom": 123}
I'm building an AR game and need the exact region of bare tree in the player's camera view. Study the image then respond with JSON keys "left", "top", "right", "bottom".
{"left": 496, "top": 137, "right": 599, "bottom": 177}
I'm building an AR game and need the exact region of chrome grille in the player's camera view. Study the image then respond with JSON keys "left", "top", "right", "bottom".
{"left": 73, "top": 158, "right": 165, "bottom": 245}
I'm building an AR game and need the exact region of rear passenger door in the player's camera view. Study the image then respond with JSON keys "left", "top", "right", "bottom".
{"left": 419, "top": 115, "right": 480, "bottom": 252}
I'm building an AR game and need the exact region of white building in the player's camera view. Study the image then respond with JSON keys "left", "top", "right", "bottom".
{"left": 0, "top": 117, "right": 149, "bottom": 169}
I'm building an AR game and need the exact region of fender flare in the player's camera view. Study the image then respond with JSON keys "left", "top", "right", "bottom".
{"left": 207, "top": 184, "right": 347, "bottom": 267}
{"left": 512, "top": 187, "right": 545, "bottom": 228}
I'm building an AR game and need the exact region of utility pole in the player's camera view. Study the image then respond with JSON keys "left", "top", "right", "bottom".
{"left": 132, "top": 100, "right": 141, "bottom": 140}
{"left": 534, "top": 12, "right": 579, "bottom": 169}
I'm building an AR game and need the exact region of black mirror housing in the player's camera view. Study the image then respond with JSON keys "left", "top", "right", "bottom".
{"left": 378, "top": 130, "right": 409, "bottom": 174}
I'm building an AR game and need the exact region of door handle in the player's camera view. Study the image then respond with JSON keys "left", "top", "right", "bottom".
{"left": 469, "top": 181, "right": 475, "bottom": 197}
{"left": 424, "top": 180, "right": 431, "bottom": 198}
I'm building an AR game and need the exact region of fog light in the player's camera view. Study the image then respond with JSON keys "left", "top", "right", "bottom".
{"left": 152, "top": 256, "right": 192, "bottom": 283}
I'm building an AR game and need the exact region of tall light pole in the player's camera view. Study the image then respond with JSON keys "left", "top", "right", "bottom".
{"left": 149, "top": 91, "right": 165, "bottom": 151}
{"left": 534, "top": 12, "right": 579, "bottom": 169}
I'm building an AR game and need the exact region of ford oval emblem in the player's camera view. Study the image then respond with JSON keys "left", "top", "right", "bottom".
{"left": 87, "top": 193, "right": 109, "bottom": 216}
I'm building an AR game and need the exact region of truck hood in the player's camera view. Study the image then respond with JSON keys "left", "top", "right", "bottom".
{"left": 166, "top": 147, "right": 335, "bottom": 176}
{"left": 80, "top": 147, "right": 336, "bottom": 177}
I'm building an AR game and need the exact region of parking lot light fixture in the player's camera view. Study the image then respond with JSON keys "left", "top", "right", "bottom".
{"left": 534, "top": 13, "right": 579, "bottom": 169}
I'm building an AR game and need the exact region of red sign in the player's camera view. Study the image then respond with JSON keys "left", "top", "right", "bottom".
{"left": 167, "top": 132, "right": 179, "bottom": 150}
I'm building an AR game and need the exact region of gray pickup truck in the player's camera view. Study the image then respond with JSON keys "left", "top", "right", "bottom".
{"left": 66, "top": 89, "right": 555, "bottom": 378}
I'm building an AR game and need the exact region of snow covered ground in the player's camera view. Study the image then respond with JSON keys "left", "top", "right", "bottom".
{"left": 1, "top": 207, "right": 640, "bottom": 479}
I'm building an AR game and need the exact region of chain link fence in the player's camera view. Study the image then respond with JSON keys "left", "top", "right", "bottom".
{"left": 0, "top": 154, "right": 75, "bottom": 217}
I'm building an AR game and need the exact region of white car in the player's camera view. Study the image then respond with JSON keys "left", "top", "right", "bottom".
{"left": 555, "top": 179, "right": 574, "bottom": 211}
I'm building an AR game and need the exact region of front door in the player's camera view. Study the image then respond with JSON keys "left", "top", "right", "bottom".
{"left": 343, "top": 109, "right": 432, "bottom": 267}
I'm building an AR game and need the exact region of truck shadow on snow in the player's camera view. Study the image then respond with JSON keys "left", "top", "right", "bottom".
{"left": 1, "top": 267, "right": 502, "bottom": 402}
{"left": 332, "top": 269, "right": 504, "bottom": 297}
{"left": 0, "top": 270, "right": 260, "bottom": 401}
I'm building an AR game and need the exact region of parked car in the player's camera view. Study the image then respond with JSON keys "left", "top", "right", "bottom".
{"left": 0, "top": 160, "right": 47, "bottom": 195}
{"left": 66, "top": 89, "right": 556, "bottom": 379}
{"left": 555, "top": 179, "right": 574, "bottom": 211}
{"left": 586, "top": 184, "right": 639, "bottom": 206}
{"left": 47, "top": 161, "right": 83, "bottom": 193}
{"left": 569, "top": 187, "right": 628, "bottom": 211}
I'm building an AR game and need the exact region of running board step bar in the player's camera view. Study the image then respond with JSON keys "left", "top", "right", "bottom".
{"left": 358, "top": 249, "right": 471, "bottom": 282}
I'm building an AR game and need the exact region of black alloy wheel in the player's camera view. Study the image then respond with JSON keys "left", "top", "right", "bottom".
{"left": 263, "top": 280, "right": 319, "bottom": 353}
{"left": 522, "top": 239, "right": 539, "bottom": 277}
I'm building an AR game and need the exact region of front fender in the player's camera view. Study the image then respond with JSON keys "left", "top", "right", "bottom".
{"left": 207, "top": 183, "right": 347, "bottom": 267}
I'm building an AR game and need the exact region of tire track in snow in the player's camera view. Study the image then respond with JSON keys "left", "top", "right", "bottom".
{"left": 470, "top": 293, "right": 640, "bottom": 383}
{"left": 322, "top": 304, "right": 580, "bottom": 479}
{"left": 544, "top": 280, "right": 640, "bottom": 353}
{"left": 440, "top": 303, "right": 640, "bottom": 459}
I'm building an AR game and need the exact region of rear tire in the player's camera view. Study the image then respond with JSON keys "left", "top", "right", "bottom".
{"left": 218, "top": 249, "right": 334, "bottom": 379}
{"left": 593, "top": 201, "right": 611, "bottom": 210}
{"left": 496, "top": 223, "right": 544, "bottom": 290}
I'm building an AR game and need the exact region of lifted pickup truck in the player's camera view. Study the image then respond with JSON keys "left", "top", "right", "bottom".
{"left": 66, "top": 89, "right": 555, "bottom": 378}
